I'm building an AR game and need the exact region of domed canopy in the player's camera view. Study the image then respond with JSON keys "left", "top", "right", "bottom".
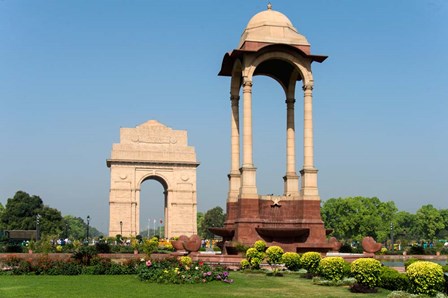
{"left": 238, "top": 6, "right": 310, "bottom": 49}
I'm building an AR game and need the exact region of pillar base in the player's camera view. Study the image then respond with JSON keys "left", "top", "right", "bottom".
{"left": 283, "top": 173, "right": 300, "bottom": 197}
{"left": 239, "top": 166, "right": 258, "bottom": 198}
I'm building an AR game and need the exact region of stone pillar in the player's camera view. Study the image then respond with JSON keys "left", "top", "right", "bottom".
{"left": 164, "top": 190, "right": 168, "bottom": 238}
{"left": 284, "top": 97, "right": 299, "bottom": 196}
{"left": 300, "top": 83, "right": 319, "bottom": 199}
{"left": 228, "top": 94, "right": 241, "bottom": 202}
{"left": 226, "top": 94, "right": 241, "bottom": 227}
{"left": 134, "top": 189, "right": 140, "bottom": 236}
{"left": 240, "top": 77, "right": 258, "bottom": 198}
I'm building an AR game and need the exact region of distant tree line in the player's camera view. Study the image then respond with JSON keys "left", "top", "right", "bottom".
{"left": 0, "top": 191, "right": 102, "bottom": 240}
{"left": 321, "top": 196, "right": 448, "bottom": 244}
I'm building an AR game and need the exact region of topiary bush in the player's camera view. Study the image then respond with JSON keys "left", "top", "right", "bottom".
{"left": 142, "top": 237, "right": 159, "bottom": 255}
{"left": 350, "top": 258, "right": 382, "bottom": 291}
{"left": 406, "top": 261, "right": 444, "bottom": 296}
{"left": 281, "top": 252, "right": 301, "bottom": 271}
{"left": 240, "top": 259, "right": 250, "bottom": 270}
{"left": 265, "top": 246, "right": 284, "bottom": 266}
{"left": 300, "top": 252, "right": 321, "bottom": 275}
{"left": 318, "top": 256, "right": 347, "bottom": 281}
{"left": 245, "top": 247, "right": 264, "bottom": 270}
{"left": 253, "top": 240, "right": 267, "bottom": 252}
{"left": 378, "top": 266, "right": 409, "bottom": 291}
{"left": 265, "top": 246, "right": 284, "bottom": 275}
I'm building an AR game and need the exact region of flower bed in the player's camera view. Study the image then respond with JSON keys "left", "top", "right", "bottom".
{"left": 137, "top": 256, "right": 232, "bottom": 284}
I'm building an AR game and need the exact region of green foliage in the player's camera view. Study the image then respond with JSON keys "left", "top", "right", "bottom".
{"left": 64, "top": 215, "right": 102, "bottom": 240}
{"left": 199, "top": 207, "right": 225, "bottom": 239}
{"left": 318, "top": 256, "right": 347, "bottom": 281}
{"left": 406, "top": 261, "right": 444, "bottom": 296}
{"left": 0, "top": 191, "right": 104, "bottom": 239}
{"left": 253, "top": 240, "right": 267, "bottom": 252}
{"left": 265, "top": 246, "right": 284, "bottom": 266}
{"left": 281, "top": 252, "right": 301, "bottom": 271}
{"left": 72, "top": 245, "right": 98, "bottom": 265}
{"left": 95, "top": 241, "right": 111, "bottom": 253}
{"left": 321, "top": 196, "right": 397, "bottom": 242}
{"left": 179, "top": 256, "right": 192, "bottom": 268}
{"left": 378, "top": 266, "right": 409, "bottom": 291}
{"left": 142, "top": 237, "right": 159, "bottom": 255}
{"left": 312, "top": 276, "right": 356, "bottom": 287}
{"left": 196, "top": 212, "right": 205, "bottom": 238}
{"left": 245, "top": 247, "right": 265, "bottom": 270}
{"left": 0, "top": 255, "right": 141, "bottom": 276}
{"left": 350, "top": 258, "right": 382, "bottom": 289}
{"left": 300, "top": 252, "right": 321, "bottom": 274}
{"left": 1, "top": 191, "right": 44, "bottom": 230}
{"left": 415, "top": 204, "right": 445, "bottom": 241}
{"left": 240, "top": 259, "right": 250, "bottom": 270}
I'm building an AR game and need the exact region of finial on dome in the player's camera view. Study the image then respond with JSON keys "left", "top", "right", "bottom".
{"left": 267, "top": 2, "right": 272, "bottom": 10}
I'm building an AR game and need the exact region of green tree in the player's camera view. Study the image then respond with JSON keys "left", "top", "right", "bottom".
{"left": 415, "top": 204, "right": 444, "bottom": 240}
{"left": 321, "top": 196, "right": 397, "bottom": 242}
{"left": 1, "top": 191, "right": 44, "bottom": 230}
{"left": 0, "top": 203, "right": 4, "bottom": 230}
{"left": 200, "top": 207, "right": 225, "bottom": 239}
{"left": 196, "top": 212, "right": 205, "bottom": 237}
{"left": 63, "top": 215, "right": 102, "bottom": 240}
{"left": 393, "top": 211, "right": 418, "bottom": 242}
{"left": 437, "top": 209, "right": 448, "bottom": 239}
{"left": 1, "top": 191, "right": 66, "bottom": 237}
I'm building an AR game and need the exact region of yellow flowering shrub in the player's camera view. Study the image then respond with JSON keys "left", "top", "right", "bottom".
{"left": 406, "top": 261, "right": 444, "bottom": 296}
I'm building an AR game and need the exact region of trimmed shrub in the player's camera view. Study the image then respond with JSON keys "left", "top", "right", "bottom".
{"left": 142, "top": 237, "right": 159, "bottom": 255}
{"left": 350, "top": 258, "right": 382, "bottom": 289}
{"left": 281, "top": 252, "right": 301, "bottom": 271}
{"left": 240, "top": 259, "right": 250, "bottom": 270}
{"left": 265, "top": 246, "right": 284, "bottom": 266}
{"left": 318, "top": 256, "right": 347, "bottom": 281}
{"left": 245, "top": 247, "right": 265, "bottom": 270}
{"left": 253, "top": 240, "right": 267, "bottom": 252}
{"left": 407, "top": 261, "right": 444, "bottom": 296}
{"left": 378, "top": 266, "right": 409, "bottom": 291}
{"left": 300, "top": 252, "right": 321, "bottom": 274}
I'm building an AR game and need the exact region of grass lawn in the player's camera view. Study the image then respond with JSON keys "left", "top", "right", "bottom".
{"left": 0, "top": 272, "right": 391, "bottom": 298}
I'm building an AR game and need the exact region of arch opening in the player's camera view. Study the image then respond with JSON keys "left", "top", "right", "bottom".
{"left": 250, "top": 75, "right": 288, "bottom": 196}
{"left": 139, "top": 176, "right": 167, "bottom": 238}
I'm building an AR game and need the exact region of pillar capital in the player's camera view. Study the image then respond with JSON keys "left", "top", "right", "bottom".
{"left": 302, "top": 83, "right": 314, "bottom": 92}
{"left": 285, "top": 98, "right": 295, "bottom": 109}
{"left": 243, "top": 78, "right": 253, "bottom": 92}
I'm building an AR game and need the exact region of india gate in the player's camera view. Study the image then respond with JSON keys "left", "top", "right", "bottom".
{"left": 108, "top": 5, "right": 336, "bottom": 252}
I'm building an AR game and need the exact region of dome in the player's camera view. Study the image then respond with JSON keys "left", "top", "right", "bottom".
{"left": 238, "top": 6, "right": 310, "bottom": 49}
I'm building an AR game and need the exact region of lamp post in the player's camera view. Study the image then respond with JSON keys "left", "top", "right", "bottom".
{"left": 36, "top": 214, "right": 41, "bottom": 241}
{"left": 147, "top": 219, "right": 150, "bottom": 239}
{"left": 390, "top": 222, "right": 394, "bottom": 252}
{"left": 65, "top": 223, "right": 69, "bottom": 239}
{"left": 86, "top": 215, "right": 90, "bottom": 244}
{"left": 120, "top": 221, "right": 123, "bottom": 236}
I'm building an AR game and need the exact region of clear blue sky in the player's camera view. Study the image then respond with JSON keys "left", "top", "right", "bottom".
{"left": 1, "top": 1, "right": 447, "bottom": 234}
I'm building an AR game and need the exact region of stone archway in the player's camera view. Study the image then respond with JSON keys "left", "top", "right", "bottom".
{"left": 107, "top": 120, "right": 199, "bottom": 238}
